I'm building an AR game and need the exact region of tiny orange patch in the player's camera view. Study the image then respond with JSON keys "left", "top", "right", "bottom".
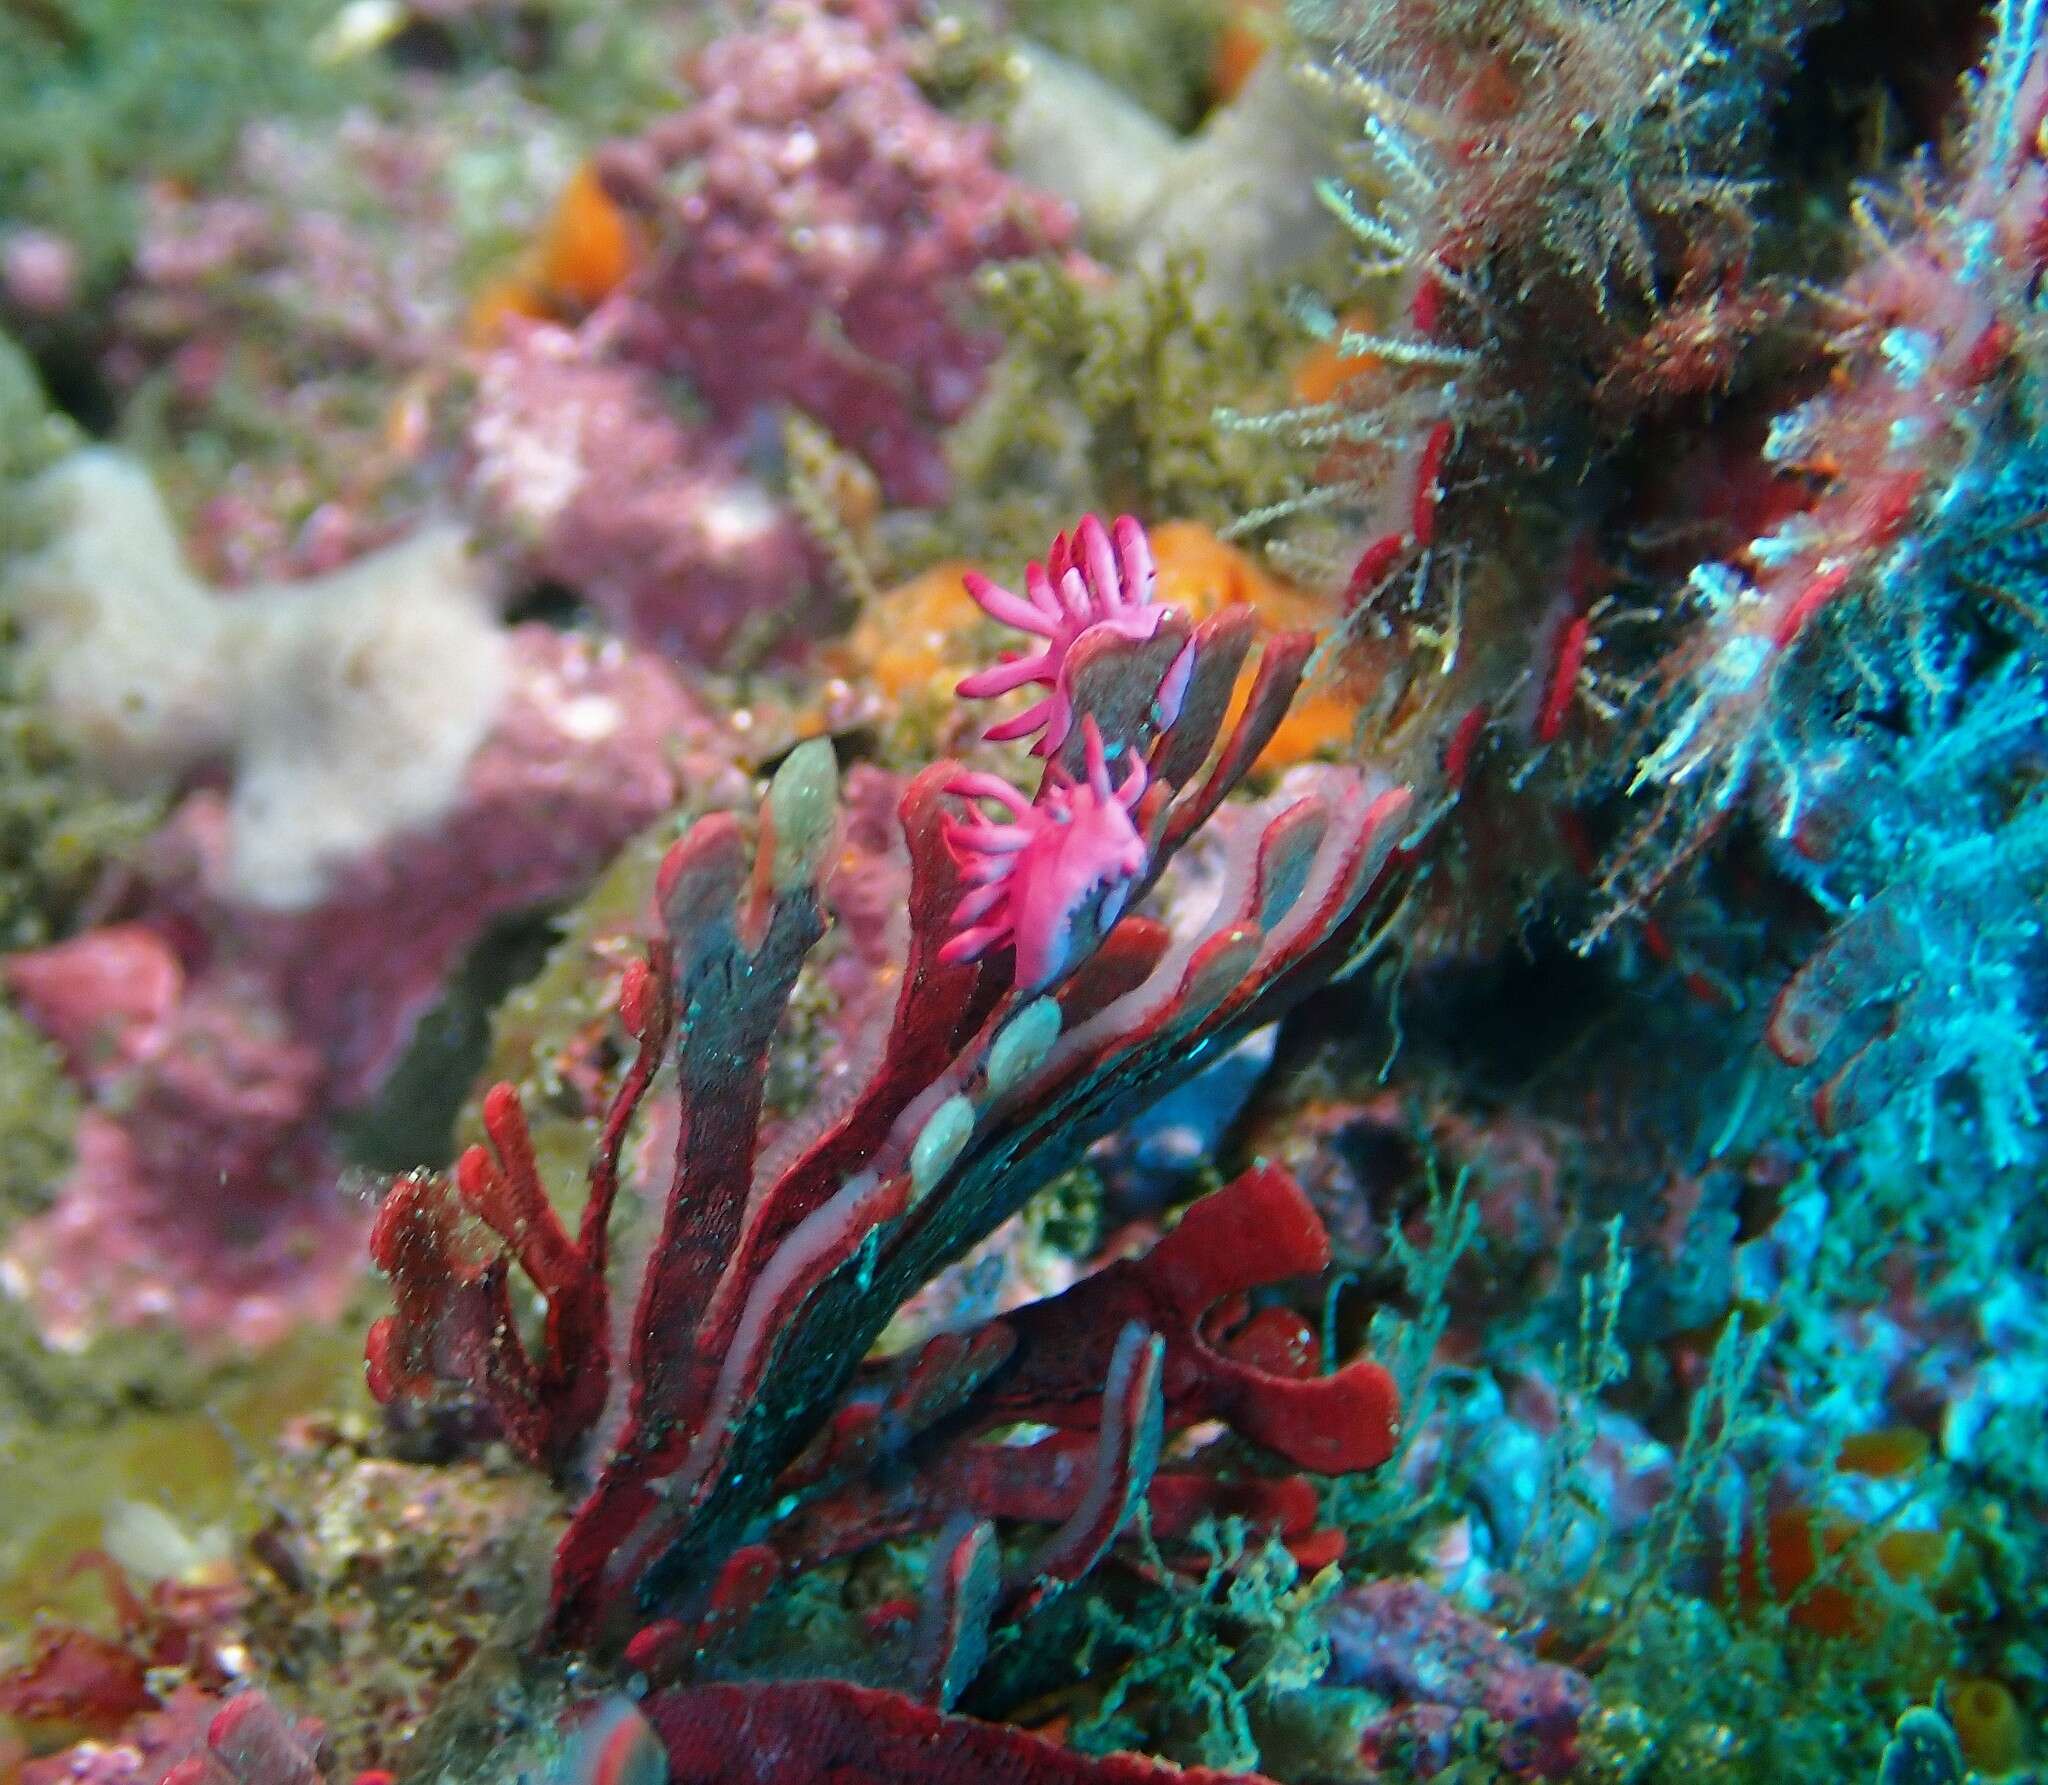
{"left": 1291, "top": 307, "right": 1382, "bottom": 406}
{"left": 842, "top": 561, "right": 988, "bottom": 704}
{"left": 1029, "top": 1713, "right": 1073, "bottom": 1746}
{"left": 468, "top": 162, "right": 638, "bottom": 346}
{"left": 1873, "top": 1526, "right": 1952, "bottom": 1586}
{"left": 466, "top": 273, "right": 551, "bottom": 346}
{"left": 1149, "top": 521, "right": 1360, "bottom": 768}
{"left": 1210, "top": 0, "right": 1284, "bottom": 107}
{"left": 1756, "top": 1508, "right": 1863, "bottom": 1636}
{"left": 1740, "top": 1507, "right": 1958, "bottom": 1638}
{"left": 1951, "top": 1677, "right": 2025, "bottom": 1774}
{"left": 535, "top": 162, "right": 637, "bottom": 311}
{"left": 842, "top": 526, "right": 1361, "bottom": 770}
{"left": 1836, "top": 1425, "right": 1931, "bottom": 1479}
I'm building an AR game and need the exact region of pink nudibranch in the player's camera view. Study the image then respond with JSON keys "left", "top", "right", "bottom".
{"left": 941, "top": 718, "right": 1149, "bottom": 990}
{"left": 957, "top": 513, "right": 1187, "bottom": 756}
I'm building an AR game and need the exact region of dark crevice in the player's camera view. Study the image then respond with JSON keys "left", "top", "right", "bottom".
{"left": 1769, "top": 0, "right": 1993, "bottom": 193}
{"left": 333, "top": 903, "right": 566, "bottom": 1172}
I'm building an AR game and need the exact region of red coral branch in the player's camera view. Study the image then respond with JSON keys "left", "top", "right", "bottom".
{"left": 364, "top": 941, "right": 674, "bottom": 1473}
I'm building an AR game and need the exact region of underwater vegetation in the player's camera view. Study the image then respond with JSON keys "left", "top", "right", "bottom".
{"left": 367, "top": 513, "right": 1410, "bottom": 1662}
{"left": 2, "top": 0, "right": 2048, "bottom": 1781}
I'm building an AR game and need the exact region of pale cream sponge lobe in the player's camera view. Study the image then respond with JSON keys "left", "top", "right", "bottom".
{"left": 4, "top": 449, "right": 510, "bottom": 910}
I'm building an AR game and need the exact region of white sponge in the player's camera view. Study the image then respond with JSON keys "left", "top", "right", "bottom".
{"left": 5, "top": 450, "right": 510, "bottom": 909}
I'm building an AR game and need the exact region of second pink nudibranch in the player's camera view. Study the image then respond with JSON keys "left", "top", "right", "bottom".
{"left": 941, "top": 718, "right": 1150, "bottom": 990}
{"left": 958, "top": 514, "right": 1187, "bottom": 756}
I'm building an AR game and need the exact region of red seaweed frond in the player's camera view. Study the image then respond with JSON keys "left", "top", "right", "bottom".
{"left": 365, "top": 516, "right": 1414, "bottom": 1678}
{"left": 364, "top": 943, "right": 674, "bottom": 1475}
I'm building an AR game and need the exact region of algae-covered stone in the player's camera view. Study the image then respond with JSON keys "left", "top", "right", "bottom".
{"left": 0, "top": 1001, "right": 74, "bottom": 1222}
{"left": 940, "top": 254, "right": 1311, "bottom": 564}
{"left": 240, "top": 1418, "right": 560, "bottom": 1777}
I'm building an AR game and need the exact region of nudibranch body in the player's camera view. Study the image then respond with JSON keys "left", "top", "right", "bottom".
{"left": 957, "top": 513, "right": 1184, "bottom": 756}
{"left": 941, "top": 718, "right": 1150, "bottom": 990}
